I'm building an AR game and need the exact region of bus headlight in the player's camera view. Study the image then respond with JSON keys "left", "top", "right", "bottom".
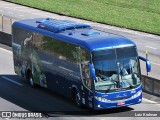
{"left": 94, "top": 96, "right": 110, "bottom": 102}
{"left": 131, "top": 90, "right": 142, "bottom": 99}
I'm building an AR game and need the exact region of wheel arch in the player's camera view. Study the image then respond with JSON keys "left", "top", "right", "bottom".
{"left": 71, "top": 85, "right": 80, "bottom": 100}
{"left": 26, "top": 68, "right": 32, "bottom": 80}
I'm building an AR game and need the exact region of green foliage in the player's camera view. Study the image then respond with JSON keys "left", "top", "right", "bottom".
{"left": 10, "top": 0, "right": 160, "bottom": 35}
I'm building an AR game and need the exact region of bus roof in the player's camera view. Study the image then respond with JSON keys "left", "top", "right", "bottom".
{"left": 12, "top": 18, "right": 136, "bottom": 51}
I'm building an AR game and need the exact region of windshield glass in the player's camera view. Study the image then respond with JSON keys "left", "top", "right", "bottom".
{"left": 92, "top": 46, "right": 140, "bottom": 92}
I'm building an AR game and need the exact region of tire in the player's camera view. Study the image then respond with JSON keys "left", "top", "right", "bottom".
{"left": 74, "top": 91, "right": 82, "bottom": 107}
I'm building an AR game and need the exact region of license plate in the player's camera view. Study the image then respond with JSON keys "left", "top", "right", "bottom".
{"left": 117, "top": 102, "right": 125, "bottom": 106}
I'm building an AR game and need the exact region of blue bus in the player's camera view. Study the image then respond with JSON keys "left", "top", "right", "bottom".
{"left": 12, "top": 18, "right": 151, "bottom": 110}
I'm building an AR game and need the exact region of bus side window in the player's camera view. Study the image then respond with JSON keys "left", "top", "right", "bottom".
{"left": 33, "top": 33, "right": 43, "bottom": 50}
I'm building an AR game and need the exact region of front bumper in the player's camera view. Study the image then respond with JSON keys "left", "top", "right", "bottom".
{"left": 93, "top": 94, "right": 142, "bottom": 110}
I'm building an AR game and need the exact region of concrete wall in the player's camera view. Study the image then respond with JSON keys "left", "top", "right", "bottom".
{"left": 0, "top": 31, "right": 12, "bottom": 46}
{"left": 142, "top": 75, "right": 160, "bottom": 96}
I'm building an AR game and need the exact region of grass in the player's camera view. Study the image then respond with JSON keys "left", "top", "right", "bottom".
{"left": 6, "top": 0, "right": 160, "bottom": 35}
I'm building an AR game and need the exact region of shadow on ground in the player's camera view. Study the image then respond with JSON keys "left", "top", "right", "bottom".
{"left": 0, "top": 74, "right": 133, "bottom": 117}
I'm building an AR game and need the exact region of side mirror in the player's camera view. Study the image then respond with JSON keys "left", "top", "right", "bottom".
{"left": 139, "top": 56, "right": 151, "bottom": 72}
{"left": 88, "top": 62, "right": 96, "bottom": 80}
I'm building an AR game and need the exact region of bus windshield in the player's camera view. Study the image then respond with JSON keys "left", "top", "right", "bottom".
{"left": 92, "top": 46, "right": 141, "bottom": 92}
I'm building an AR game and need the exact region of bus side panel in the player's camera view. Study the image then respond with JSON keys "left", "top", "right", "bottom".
{"left": 32, "top": 34, "right": 82, "bottom": 98}
{"left": 38, "top": 51, "right": 81, "bottom": 98}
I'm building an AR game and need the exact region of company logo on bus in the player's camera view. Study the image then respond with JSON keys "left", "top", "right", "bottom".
{"left": 115, "top": 93, "right": 127, "bottom": 98}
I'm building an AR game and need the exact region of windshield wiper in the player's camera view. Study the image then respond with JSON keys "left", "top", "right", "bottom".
{"left": 104, "top": 83, "right": 114, "bottom": 93}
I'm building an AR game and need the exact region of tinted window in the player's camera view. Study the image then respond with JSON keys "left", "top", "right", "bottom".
{"left": 32, "top": 32, "right": 43, "bottom": 50}
{"left": 93, "top": 49, "right": 115, "bottom": 61}
{"left": 116, "top": 46, "right": 137, "bottom": 59}
{"left": 12, "top": 27, "right": 32, "bottom": 45}
{"left": 42, "top": 36, "right": 79, "bottom": 64}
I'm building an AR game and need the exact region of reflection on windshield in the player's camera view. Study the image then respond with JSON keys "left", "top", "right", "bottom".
{"left": 92, "top": 46, "right": 140, "bottom": 92}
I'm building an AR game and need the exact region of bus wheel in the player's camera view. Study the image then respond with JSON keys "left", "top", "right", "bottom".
{"left": 74, "top": 91, "right": 82, "bottom": 107}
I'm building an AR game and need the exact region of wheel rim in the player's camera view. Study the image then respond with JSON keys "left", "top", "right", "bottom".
{"left": 75, "top": 93, "right": 80, "bottom": 106}
{"left": 29, "top": 77, "right": 34, "bottom": 86}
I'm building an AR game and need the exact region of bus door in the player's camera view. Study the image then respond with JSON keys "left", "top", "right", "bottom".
{"left": 81, "top": 63, "right": 94, "bottom": 108}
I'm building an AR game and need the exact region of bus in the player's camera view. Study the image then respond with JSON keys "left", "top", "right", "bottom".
{"left": 12, "top": 18, "right": 151, "bottom": 110}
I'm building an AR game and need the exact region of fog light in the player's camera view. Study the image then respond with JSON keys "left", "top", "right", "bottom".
{"left": 98, "top": 105, "right": 101, "bottom": 108}
{"left": 131, "top": 90, "right": 142, "bottom": 99}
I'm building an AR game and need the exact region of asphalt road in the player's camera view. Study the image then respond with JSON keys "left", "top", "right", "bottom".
{"left": 0, "top": 1, "right": 160, "bottom": 79}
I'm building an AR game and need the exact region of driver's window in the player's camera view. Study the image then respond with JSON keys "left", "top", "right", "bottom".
{"left": 130, "top": 59, "right": 138, "bottom": 73}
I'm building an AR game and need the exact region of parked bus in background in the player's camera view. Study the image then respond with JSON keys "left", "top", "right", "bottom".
{"left": 12, "top": 18, "right": 151, "bottom": 110}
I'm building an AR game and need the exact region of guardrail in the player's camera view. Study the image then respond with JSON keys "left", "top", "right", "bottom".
{"left": 0, "top": 15, "right": 17, "bottom": 46}
{"left": 0, "top": 15, "right": 160, "bottom": 97}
